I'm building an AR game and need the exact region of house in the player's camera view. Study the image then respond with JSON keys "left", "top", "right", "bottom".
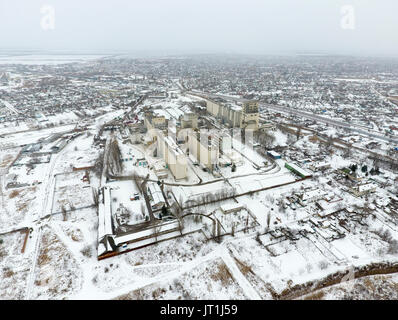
{"left": 300, "top": 189, "right": 326, "bottom": 204}
{"left": 73, "top": 164, "right": 95, "bottom": 171}
{"left": 310, "top": 161, "right": 331, "bottom": 172}
{"left": 316, "top": 199, "right": 343, "bottom": 217}
{"left": 267, "top": 151, "right": 281, "bottom": 159}
{"left": 350, "top": 183, "right": 377, "bottom": 197}
{"left": 136, "top": 158, "right": 148, "bottom": 167}
{"left": 50, "top": 138, "right": 67, "bottom": 153}
{"left": 220, "top": 203, "right": 245, "bottom": 214}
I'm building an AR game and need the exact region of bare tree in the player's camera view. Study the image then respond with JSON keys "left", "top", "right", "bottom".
{"left": 93, "top": 151, "right": 104, "bottom": 177}
{"left": 266, "top": 213, "right": 271, "bottom": 230}
{"left": 61, "top": 205, "right": 67, "bottom": 221}
{"left": 296, "top": 127, "right": 301, "bottom": 141}
{"left": 132, "top": 171, "right": 145, "bottom": 194}
{"left": 286, "top": 134, "right": 296, "bottom": 146}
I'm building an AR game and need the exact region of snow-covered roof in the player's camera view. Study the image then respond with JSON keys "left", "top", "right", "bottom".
{"left": 358, "top": 183, "right": 377, "bottom": 192}
{"left": 148, "top": 183, "right": 165, "bottom": 206}
{"left": 286, "top": 162, "right": 312, "bottom": 177}
{"left": 98, "top": 186, "right": 113, "bottom": 242}
{"left": 302, "top": 189, "right": 325, "bottom": 201}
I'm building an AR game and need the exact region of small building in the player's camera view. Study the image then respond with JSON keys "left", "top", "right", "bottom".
{"left": 21, "top": 143, "right": 42, "bottom": 154}
{"left": 350, "top": 183, "right": 377, "bottom": 197}
{"left": 136, "top": 158, "right": 148, "bottom": 167}
{"left": 152, "top": 160, "right": 168, "bottom": 179}
{"left": 310, "top": 161, "right": 331, "bottom": 172}
{"left": 285, "top": 162, "right": 312, "bottom": 178}
{"left": 300, "top": 189, "right": 326, "bottom": 204}
{"left": 225, "top": 150, "right": 243, "bottom": 166}
{"left": 267, "top": 151, "right": 281, "bottom": 159}
{"left": 148, "top": 183, "right": 165, "bottom": 210}
{"left": 220, "top": 203, "right": 245, "bottom": 214}
{"left": 316, "top": 199, "right": 343, "bottom": 217}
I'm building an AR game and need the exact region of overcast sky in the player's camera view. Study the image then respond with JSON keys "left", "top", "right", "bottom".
{"left": 1, "top": 0, "right": 397, "bottom": 56}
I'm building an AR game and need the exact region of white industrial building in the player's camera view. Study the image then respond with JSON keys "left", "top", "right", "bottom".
{"left": 148, "top": 182, "right": 166, "bottom": 210}
{"left": 157, "top": 134, "right": 188, "bottom": 180}
{"left": 187, "top": 130, "right": 219, "bottom": 171}
{"left": 205, "top": 98, "right": 259, "bottom": 130}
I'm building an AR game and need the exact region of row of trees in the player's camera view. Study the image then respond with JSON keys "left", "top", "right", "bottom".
{"left": 256, "top": 130, "right": 276, "bottom": 149}
{"left": 107, "top": 138, "right": 123, "bottom": 176}
{"left": 370, "top": 154, "right": 398, "bottom": 173}
{"left": 183, "top": 186, "right": 237, "bottom": 209}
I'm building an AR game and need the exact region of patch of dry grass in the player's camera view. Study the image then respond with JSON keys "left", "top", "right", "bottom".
{"left": 2, "top": 267, "right": 15, "bottom": 278}
{"left": 33, "top": 227, "right": 81, "bottom": 299}
{"left": 210, "top": 262, "right": 233, "bottom": 286}
{"left": 9, "top": 189, "right": 20, "bottom": 199}
{"left": 234, "top": 257, "right": 254, "bottom": 276}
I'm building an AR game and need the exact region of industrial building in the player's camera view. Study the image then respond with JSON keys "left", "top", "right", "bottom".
{"left": 205, "top": 98, "right": 259, "bottom": 130}
{"left": 267, "top": 150, "right": 281, "bottom": 159}
{"left": 144, "top": 111, "right": 168, "bottom": 139}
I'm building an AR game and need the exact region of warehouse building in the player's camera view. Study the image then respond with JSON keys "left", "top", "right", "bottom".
{"left": 285, "top": 162, "right": 312, "bottom": 178}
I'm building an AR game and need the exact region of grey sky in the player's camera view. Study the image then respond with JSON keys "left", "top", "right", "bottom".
{"left": 0, "top": 0, "right": 397, "bottom": 56}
